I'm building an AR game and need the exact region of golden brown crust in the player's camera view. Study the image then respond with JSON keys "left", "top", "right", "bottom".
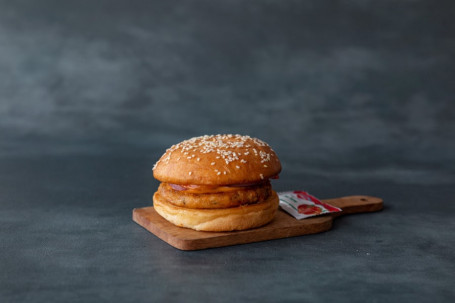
{"left": 158, "top": 182, "right": 272, "bottom": 209}
{"left": 153, "top": 191, "right": 279, "bottom": 231}
{"left": 153, "top": 134, "right": 281, "bottom": 185}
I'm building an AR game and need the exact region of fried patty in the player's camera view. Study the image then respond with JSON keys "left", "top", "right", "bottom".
{"left": 157, "top": 182, "right": 272, "bottom": 209}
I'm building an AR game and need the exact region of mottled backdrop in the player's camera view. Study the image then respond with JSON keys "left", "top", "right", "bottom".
{"left": 0, "top": 0, "right": 454, "bottom": 184}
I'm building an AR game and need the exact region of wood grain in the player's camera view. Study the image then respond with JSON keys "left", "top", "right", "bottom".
{"left": 132, "top": 195, "right": 383, "bottom": 250}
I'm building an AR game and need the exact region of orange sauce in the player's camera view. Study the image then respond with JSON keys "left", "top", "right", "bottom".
{"left": 168, "top": 180, "right": 272, "bottom": 194}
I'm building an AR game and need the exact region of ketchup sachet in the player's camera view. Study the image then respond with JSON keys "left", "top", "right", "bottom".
{"left": 278, "top": 190, "right": 341, "bottom": 219}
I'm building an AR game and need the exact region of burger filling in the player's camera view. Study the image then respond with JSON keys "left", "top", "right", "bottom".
{"left": 157, "top": 180, "right": 273, "bottom": 209}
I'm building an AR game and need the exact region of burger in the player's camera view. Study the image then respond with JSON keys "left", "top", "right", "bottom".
{"left": 152, "top": 134, "right": 281, "bottom": 231}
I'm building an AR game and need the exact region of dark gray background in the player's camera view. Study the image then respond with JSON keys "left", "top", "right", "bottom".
{"left": 1, "top": 0, "right": 454, "bottom": 302}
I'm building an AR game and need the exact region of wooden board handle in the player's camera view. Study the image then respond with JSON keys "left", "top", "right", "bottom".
{"left": 322, "top": 195, "right": 383, "bottom": 217}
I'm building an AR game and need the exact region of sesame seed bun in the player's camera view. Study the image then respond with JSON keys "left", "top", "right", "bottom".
{"left": 153, "top": 134, "right": 281, "bottom": 185}
{"left": 153, "top": 191, "right": 279, "bottom": 231}
{"left": 152, "top": 134, "right": 281, "bottom": 232}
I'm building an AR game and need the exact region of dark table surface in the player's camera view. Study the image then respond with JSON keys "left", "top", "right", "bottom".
{"left": 1, "top": 0, "right": 455, "bottom": 302}
{"left": 1, "top": 155, "right": 454, "bottom": 302}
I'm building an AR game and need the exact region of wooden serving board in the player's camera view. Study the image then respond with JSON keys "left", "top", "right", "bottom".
{"left": 132, "top": 195, "right": 383, "bottom": 251}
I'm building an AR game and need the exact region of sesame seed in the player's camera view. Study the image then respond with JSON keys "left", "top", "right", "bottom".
{"left": 260, "top": 174, "right": 264, "bottom": 179}
{"left": 211, "top": 162, "right": 215, "bottom": 165}
{"left": 217, "top": 172, "right": 221, "bottom": 175}
{"left": 240, "top": 159, "right": 247, "bottom": 163}
{"left": 264, "top": 165, "right": 268, "bottom": 167}
{"left": 189, "top": 171, "right": 192, "bottom": 175}
{"left": 236, "top": 166, "right": 240, "bottom": 169}
{"left": 223, "top": 171, "right": 226, "bottom": 174}
{"left": 197, "top": 158, "right": 200, "bottom": 161}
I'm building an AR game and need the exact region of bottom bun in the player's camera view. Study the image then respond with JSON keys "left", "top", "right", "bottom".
{"left": 153, "top": 191, "right": 279, "bottom": 231}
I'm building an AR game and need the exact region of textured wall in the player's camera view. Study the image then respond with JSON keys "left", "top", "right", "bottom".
{"left": 0, "top": 0, "right": 454, "bottom": 183}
